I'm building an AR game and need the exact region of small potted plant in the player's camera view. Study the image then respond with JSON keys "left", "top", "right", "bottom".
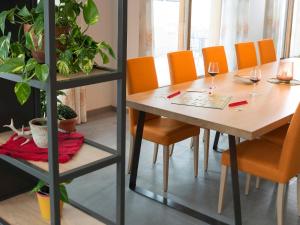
{"left": 29, "top": 117, "right": 48, "bottom": 148}
{"left": 32, "top": 180, "right": 69, "bottom": 221}
{"left": 58, "top": 104, "right": 78, "bottom": 133}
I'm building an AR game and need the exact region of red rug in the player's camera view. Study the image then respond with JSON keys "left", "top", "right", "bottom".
{"left": 0, "top": 132, "right": 84, "bottom": 163}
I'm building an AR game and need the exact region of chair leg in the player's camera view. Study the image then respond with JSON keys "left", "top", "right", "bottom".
{"left": 297, "top": 175, "right": 300, "bottom": 216}
{"left": 218, "top": 165, "right": 228, "bottom": 214}
{"left": 204, "top": 129, "right": 210, "bottom": 172}
{"left": 163, "top": 145, "right": 170, "bottom": 192}
{"left": 152, "top": 143, "right": 159, "bottom": 164}
{"left": 127, "top": 135, "right": 135, "bottom": 174}
{"left": 169, "top": 144, "right": 174, "bottom": 156}
{"left": 245, "top": 174, "right": 251, "bottom": 195}
{"left": 256, "top": 177, "right": 261, "bottom": 189}
{"left": 213, "top": 131, "right": 220, "bottom": 151}
{"left": 277, "top": 183, "right": 286, "bottom": 225}
{"left": 193, "top": 135, "right": 199, "bottom": 177}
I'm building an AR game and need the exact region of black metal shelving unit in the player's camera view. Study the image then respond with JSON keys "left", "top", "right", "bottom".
{"left": 0, "top": 0, "right": 127, "bottom": 225}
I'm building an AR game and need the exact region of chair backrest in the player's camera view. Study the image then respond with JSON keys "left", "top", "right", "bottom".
{"left": 279, "top": 103, "right": 300, "bottom": 181}
{"left": 258, "top": 39, "right": 277, "bottom": 65}
{"left": 235, "top": 42, "right": 258, "bottom": 70}
{"left": 127, "top": 57, "right": 159, "bottom": 133}
{"left": 202, "top": 46, "right": 229, "bottom": 76}
{"left": 167, "top": 51, "right": 197, "bottom": 84}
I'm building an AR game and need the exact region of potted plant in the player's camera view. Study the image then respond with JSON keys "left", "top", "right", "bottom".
{"left": 0, "top": 0, "right": 115, "bottom": 105}
{"left": 32, "top": 180, "right": 69, "bottom": 221}
{"left": 58, "top": 104, "right": 78, "bottom": 133}
{"left": 29, "top": 117, "right": 48, "bottom": 148}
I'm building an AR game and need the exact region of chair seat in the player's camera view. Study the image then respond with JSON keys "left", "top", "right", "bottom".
{"left": 261, "top": 124, "right": 289, "bottom": 146}
{"left": 134, "top": 117, "right": 200, "bottom": 146}
{"left": 221, "top": 140, "right": 283, "bottom": 183}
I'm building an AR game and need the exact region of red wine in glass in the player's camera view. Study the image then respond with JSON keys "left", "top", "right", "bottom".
{"left": 250, "top": 68, "right": 262, "bottom": 96}
{"left": 208, "top": 62, "right": 219, "bottom": 93}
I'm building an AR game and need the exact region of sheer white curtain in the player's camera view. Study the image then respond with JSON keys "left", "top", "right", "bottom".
{"left": 220, "top": 0, "right": 250, "bottom": 71}
{"left": 139, "top": 0, "right": 154, "bottom": 56}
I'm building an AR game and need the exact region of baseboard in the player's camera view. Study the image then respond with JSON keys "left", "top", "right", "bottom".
{"left": 87, "top": 106, "right": 117, "bottom": 118}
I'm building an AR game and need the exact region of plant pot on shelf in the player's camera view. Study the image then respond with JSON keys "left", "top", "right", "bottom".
{"left": 36, "top": 186, "right": 63, "bottom": 221}
{"left": 59, "top": 117, "right": 78, "bottom": 133}
{"left": 29, "top": 118, "right": 48, "bottom": 148}
{"left": 23, "top": 24, "right": 70, "bottom": 63}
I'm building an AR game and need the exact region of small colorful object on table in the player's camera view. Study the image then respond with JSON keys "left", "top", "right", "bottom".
{"left": 0, "top": 132, "right": 84, "bottom": 163}
{"left": 167, "top": 91, "right": 181, "bottom": 99}
{"left": 228, "top": 100, "right": 248, "bottom": 108}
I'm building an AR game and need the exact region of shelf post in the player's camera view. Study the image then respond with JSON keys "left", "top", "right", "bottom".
{"left": 116, "top": 0, "right": 128, "bottom": 225}
{"left": 44, "top": 0, "right": 60, "bottom": 224}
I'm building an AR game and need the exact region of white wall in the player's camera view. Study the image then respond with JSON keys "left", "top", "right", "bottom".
{"left": 84, "top": 0, "right": 140, "bottom": 110}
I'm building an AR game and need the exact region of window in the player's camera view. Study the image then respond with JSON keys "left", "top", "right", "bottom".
{"left": 153, "top": 0, "right": 180, "bottom": 86}
{"left": 290, "top": 0, "right": 300, "bottom": 57}
{"left": 190, "top": 0, "right": 213, "bottom": 75}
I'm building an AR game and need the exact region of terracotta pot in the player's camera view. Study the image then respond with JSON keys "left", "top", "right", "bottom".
{"left": 36, "top": 192, "right": 63, "bottom": 221}
{"left": 24, "top": 24, "right": 70, "bottom": 63}
{"left": 29, "top": 118, "right": 48, "bottom": 148}
{"left": 59, "top": 117, "right": 78, "bottom": 133}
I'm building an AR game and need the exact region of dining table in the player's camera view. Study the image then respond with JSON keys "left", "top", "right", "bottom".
{"left": 126, "top": 58, "right": 300, "bottom": 225}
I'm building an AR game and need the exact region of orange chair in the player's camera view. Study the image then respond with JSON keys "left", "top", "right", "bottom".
{"left": 258, "top": 39, "right": 277, "bottom": 65}
{"left": 261, "top": 124, "right": 289, "bottom": 146}
{"left": 235, "top": 42, "right": 258, "bottom": 70}
{"left": 245, "top": 123, "right": 290, "bottom": 193}
{"left": 218, "top": 104, "right": 300, "bottom": 225}
{"left": 202, "top": 46, "right": 229, "bottom": 76}
{"left": 167, "top": 50, "right": 197, "bottom": 84}
{"left": 167, "top": 50, "right": 212, "bottom": 171}
{"left": 127, "top": 56, "right": 200, "bottom": 192}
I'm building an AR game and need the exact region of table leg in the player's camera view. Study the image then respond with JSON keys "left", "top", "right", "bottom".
{"left": 228, "top": 135, "right": 242, "bottom": 225}
{"left": 213, "top": 131, "right": 221, "bottom": 151}
{"left": 129, "top": 111, "right": 146, "bottom": 190}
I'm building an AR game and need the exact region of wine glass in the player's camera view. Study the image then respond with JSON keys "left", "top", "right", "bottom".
{"left": 249, "top": 68, "right": 262, "bottom": 96}
{"left": 208, "top": 62, "right": 220, "bottom": 94}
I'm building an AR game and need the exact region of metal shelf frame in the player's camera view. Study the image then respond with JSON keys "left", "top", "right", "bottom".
{"left": 0, "top": 0, "right": 127, "bottom": 225}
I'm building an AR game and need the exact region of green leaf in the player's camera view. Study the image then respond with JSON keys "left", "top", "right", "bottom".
{"left": 36, "top": 0, "right": 44, "bottom": 14}
{"left": 98, "top": 41, "right": 116, "bottom": 59}
{"left": 7, "top": 8, "right": 15, "bottom": 24}
{"left": 35, "top": 64, "right": 49, "bottom": 81}
{"left": 25, "top": 32, "right": 35, "bottom": 50}
{"left": 18, "top": 6, "right": 31, "bottom": 21}
{"left": 57, "top": 60, "right": 71, "bottom": 76}
{"left": 99, "top": 50, "right": 109, "bottom": 64}
{"left": 83, "top": 0, "right": 99, "bottom": 25}
{"left": 0, "top": 33, "right": 11, "bottom": 59}
{"left": 31, "top": 180, "right": 46, "bottom": 193}
{"left": 15, "top": 82, "right": 31, "bottom": 105}
{"left": 0, "top": 11, "right": 8, "bottom": 34}
{"left": 10, "top": 42, "right": 25, "bottom": 58}
{"left": 0, "top": 57, "right": 24, "bottom": 74}
{"left": 59, "top": 185, "right": 69, "bottom": 203}
{"left": 24, "top": 58, "right": 38, "bottom": 73}
{"left": 79, "top": 57, "right": 93, "bottom": 74}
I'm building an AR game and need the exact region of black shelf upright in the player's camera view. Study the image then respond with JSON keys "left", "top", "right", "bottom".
{"left": 0, "top": 0, "right": 127, "bottom": 225}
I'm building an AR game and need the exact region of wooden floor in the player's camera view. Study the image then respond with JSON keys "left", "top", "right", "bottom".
{"left": 0, "top": 193, "right": 105, "bottom": 225}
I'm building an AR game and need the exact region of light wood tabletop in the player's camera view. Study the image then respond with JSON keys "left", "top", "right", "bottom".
{"left": 127, "top": 58, "right": 300, "bottom": 140}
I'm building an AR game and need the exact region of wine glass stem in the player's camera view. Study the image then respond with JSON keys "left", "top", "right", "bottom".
{"left": 211, "top": 77, "right": 215, "bottom": 88}
{"left": 253, "top": 83, "right": 257, "bottom": 94}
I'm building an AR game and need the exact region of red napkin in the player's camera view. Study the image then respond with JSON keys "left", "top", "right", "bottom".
{"left": 0, "top": 132, "right": 84, "bottom": 163}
